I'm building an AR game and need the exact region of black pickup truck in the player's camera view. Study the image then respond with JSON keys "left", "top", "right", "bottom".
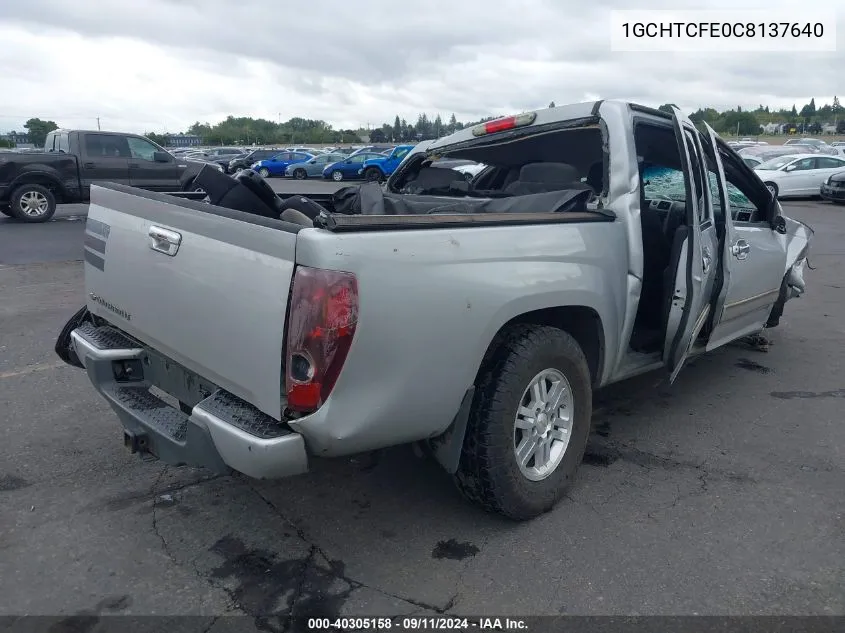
{"left": 0, "top": 129, "right": 211, "bottom": 223}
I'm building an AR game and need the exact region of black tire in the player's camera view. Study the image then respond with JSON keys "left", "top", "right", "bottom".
{"left": 331, "top": 170, "right": 344, "bottom": 182}
{"left": 364, "top": 167, "right": 383, "bottom": 182}
{"left": 258, "top": 167, "right": 271, "bottom": 178}
{"left": 293, "top": 168, "right": 307, "bottom": 180}
{"left": 765, "top": 182, "right": 779, "bottom": 198}
{"left": 9, "top": 184, "right": 57, "bottom": 223}
{"left": 454, "top": 324, "right": 592, "bottom": 521}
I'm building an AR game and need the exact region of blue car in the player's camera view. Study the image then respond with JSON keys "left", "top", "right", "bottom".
{"left": 253, "top": 151, "right": 314, "bottom": 177}
{"left": 322, "top": 151, "right": 389, "bottom": 182}
{"left": 361, "top": 144, "right": 415, "bottom": 182}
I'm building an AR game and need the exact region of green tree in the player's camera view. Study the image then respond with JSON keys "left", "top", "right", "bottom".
{"left": 799, "top": 98, "right": 816, "bottom": 118}
{"left": 369, "top": 128, "right": 387, "bottom": 143}
{"left": 432, "top": 114, "right": 443, "bottom": 138}
{"left": 0, "top": 137, "right": 12, "bottom": 149}
{"left": 790, "top": 104, "right": 798, "bottom": 117}
{"left": 393, "top": 116, "right": 402, "bottom": 142}
{"left": 447, "top": 113, "right": 458, "bottom": 133}
{"left": 24, "top": 118, "right": 59, "bottom": 147}
{"left": 145, "top": 132, "right": 168, "bottom": 147}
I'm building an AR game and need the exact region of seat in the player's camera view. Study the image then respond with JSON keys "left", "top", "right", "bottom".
{"left": 401, "top": 166, "right": 465, "bottom": 194}
{"left": 280, "top": 208, "right": 314, "bottom": 226}
{"left": 504, "top": 162, "right": 593, "bottom": 196}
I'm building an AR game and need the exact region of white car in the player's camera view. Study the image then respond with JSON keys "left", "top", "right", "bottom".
{"left": 754, "top": 153, "right": 845, "bottom": 198}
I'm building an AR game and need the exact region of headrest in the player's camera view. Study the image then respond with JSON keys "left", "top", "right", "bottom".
{"left": 518, "top": 162, "right": 580, "bottom": 183}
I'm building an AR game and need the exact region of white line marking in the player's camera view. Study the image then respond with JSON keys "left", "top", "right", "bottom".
{"left": 0, "top": 360, "right": 68, "bottom": 379}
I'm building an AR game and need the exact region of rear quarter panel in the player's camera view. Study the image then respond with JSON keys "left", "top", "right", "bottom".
{"left": 291, "top": 221, "right": 628, "bottom": 455}
{"left": 0, "top": 154, "right": 82, "bottom": 202}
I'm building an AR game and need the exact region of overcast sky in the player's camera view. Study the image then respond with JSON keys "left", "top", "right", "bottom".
{"left": 0, "top": 0, "right": 842, "bottom": 134}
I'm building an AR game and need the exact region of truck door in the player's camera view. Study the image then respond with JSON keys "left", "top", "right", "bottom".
{"left": 662, "top": 107, "right": 720, "bottom": 383}
{"left": 126, "top": 136, "right": 181, "bottom": 191}
{"left": 701, "top": 122, "right": 789, "bottom": 349}
{"left": 80, "top": 133, "right": 132, "bottom": 194}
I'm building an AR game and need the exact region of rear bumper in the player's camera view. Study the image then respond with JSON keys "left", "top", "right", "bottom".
{"left": 70, "top": 323, "right": 308, "bottom": 479}
{"left": 820, "top": 183, "right": 845, "bottom": 202}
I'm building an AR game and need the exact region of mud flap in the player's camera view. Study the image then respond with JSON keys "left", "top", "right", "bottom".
{"left": 428, "top": 387, "right": 475, "bottom": 474}
{"left": 54, "top": 305, "right": 93, "bottom": 368}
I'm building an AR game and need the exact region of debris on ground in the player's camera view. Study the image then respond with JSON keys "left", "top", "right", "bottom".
{"left": 732, "top": 333, "right": 772, "bottom": 353}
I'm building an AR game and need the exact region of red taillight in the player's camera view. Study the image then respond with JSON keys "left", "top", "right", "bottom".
{"left": 285, "top": 266, "right": 358, "bottom": 413}
{"left": 472, "top": 112, "right": 537, "bottom": 137}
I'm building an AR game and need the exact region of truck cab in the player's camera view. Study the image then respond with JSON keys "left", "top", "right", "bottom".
{"left": 361, "top": 144, "right": 416, "bottom": 182}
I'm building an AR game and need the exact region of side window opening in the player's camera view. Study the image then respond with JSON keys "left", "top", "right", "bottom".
{"left": 396, "top": 126, "right": 606, "bottom": 201}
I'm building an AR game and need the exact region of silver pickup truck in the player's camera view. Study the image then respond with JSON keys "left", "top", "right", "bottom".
{"left": 56, "top": 101, "right": 813, "bottom": 520}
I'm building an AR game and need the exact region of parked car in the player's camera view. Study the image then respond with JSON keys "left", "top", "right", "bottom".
{"left": 56, "top": 100, "right": 812, "bottom": 520}
{"left": 361, "top": 145, "right": 416, "bottom": 182}
{"left": 228, "top": 148, "right": 283, "bottom": 174}
{"left": 348, "top": 145, "right": 393, "bottom": 156}
{"left": 754, "top": 153, "right": 845, "bottom": 198}
{"left": 0, "top": 129, "right": 210, "bottom": 222}
{"left": 737, "top": 147, "right": 806, "bottom": 169}
{"left": 429, "top": 158, "right": 489, "bottom": 181}
{"left": 284, "top": 153, "right": 346, "bottom": 179}
{"left": 252, "top": 151, "right": 314, "bottom": 177}
{"left": 285, "top": 147, "right": 325, "bottom": 155}
{"left": 205, "top": 147, "right": 246, "bottom": 157}
{"left": 819, "top": 169, "right": 845, "bottom": 204}
{"left": 322, "top": 151, "right": 388, "bottom": 181}
{"left": 783, "top": 138, "right": 838, "bottom": 155}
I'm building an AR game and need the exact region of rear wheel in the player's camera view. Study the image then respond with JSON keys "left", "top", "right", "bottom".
{"left": 765, "top": 182, "right": 779, "bottom": 198}
{"left": 331, "top": 170, "right": 344, "bottom": 182}
{"left": 9, "top": 184, "right": 57, "bottom": 223}
{"left": 258, "top": 167, "right": 271, "bottom": 178}
{"left": 293, "top": 168, "right": 307, "bottom": 180}
{"left": 454, "top": 325, "right": 592, "bottom": 520}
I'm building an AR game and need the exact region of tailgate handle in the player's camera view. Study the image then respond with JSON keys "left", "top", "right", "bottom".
{"left": 148, "top": 226, "right": 182, "bottom": 256}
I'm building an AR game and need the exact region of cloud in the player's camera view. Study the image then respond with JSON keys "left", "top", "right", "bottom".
{"left": 0, "top": 0, "right": 842, "bottom": 134}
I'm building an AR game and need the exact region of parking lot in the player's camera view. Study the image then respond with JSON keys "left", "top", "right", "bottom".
{"left": 1, "top": 181, "right": 843, "bottom": 626}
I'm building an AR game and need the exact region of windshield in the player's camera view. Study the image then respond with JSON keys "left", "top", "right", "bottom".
{"left": 755, "top": 156, "right": 795, "bottom": 170}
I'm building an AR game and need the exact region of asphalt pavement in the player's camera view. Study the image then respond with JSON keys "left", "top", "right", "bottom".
{"left": 1, "top": 183, "right": 843, "bottom": 627}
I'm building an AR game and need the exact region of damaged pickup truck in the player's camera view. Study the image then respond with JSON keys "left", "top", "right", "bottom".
{"left": 56, "top": 101, "right": 813, "bottom": 520}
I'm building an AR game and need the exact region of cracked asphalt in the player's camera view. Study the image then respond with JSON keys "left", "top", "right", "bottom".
{"left": 1, "top": 189, "right": 843, "bottom": 630}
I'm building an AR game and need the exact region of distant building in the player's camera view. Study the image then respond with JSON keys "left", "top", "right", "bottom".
{"left": 164, "top": 133, "right": 202, "bottom": 147}
{"left": 4, "top": 131, "right": 31, "bottom": 146}
{"left": 760, "top": 122, "right": 782, "bottom": 134}
{"left": 822, "top": 123, "right": 837, "bottom": 134}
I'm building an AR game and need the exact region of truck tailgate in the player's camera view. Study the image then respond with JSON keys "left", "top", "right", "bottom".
{"left": 84, "top": 184, "right": 298, "bottom": 419}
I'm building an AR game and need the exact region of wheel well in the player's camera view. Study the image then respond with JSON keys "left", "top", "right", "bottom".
{"left": 484, "top": 306, "right": 605, "bottom": 386}
{"left": 9, "top": 175, "right": 63, "bottom": 202}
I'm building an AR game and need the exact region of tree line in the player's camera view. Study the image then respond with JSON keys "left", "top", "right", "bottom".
{"left": 659, "top": 97, "right": 844, "bottom": 135}
{"left": 6, "top": 97, "right": 843, "bottom": 149}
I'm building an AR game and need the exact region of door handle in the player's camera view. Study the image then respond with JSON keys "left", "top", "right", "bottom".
{"left": 148, "top": 225, "right": 182, "bottom": 256}
{"left": 731, "top": 239, "right": 750, "bottom": 260}
{"left": 83, "top": 162, "right": 95, "bottom": 168}
{"left": 129, "top": 163, "right": 139, "bottom": 169}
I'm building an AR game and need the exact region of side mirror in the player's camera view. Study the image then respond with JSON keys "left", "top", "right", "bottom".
{"left": 153, "top": 151, "right": 171, "bottom": 162}
{"left": 784, "top": 164, "right": 797, "bottom": 172}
